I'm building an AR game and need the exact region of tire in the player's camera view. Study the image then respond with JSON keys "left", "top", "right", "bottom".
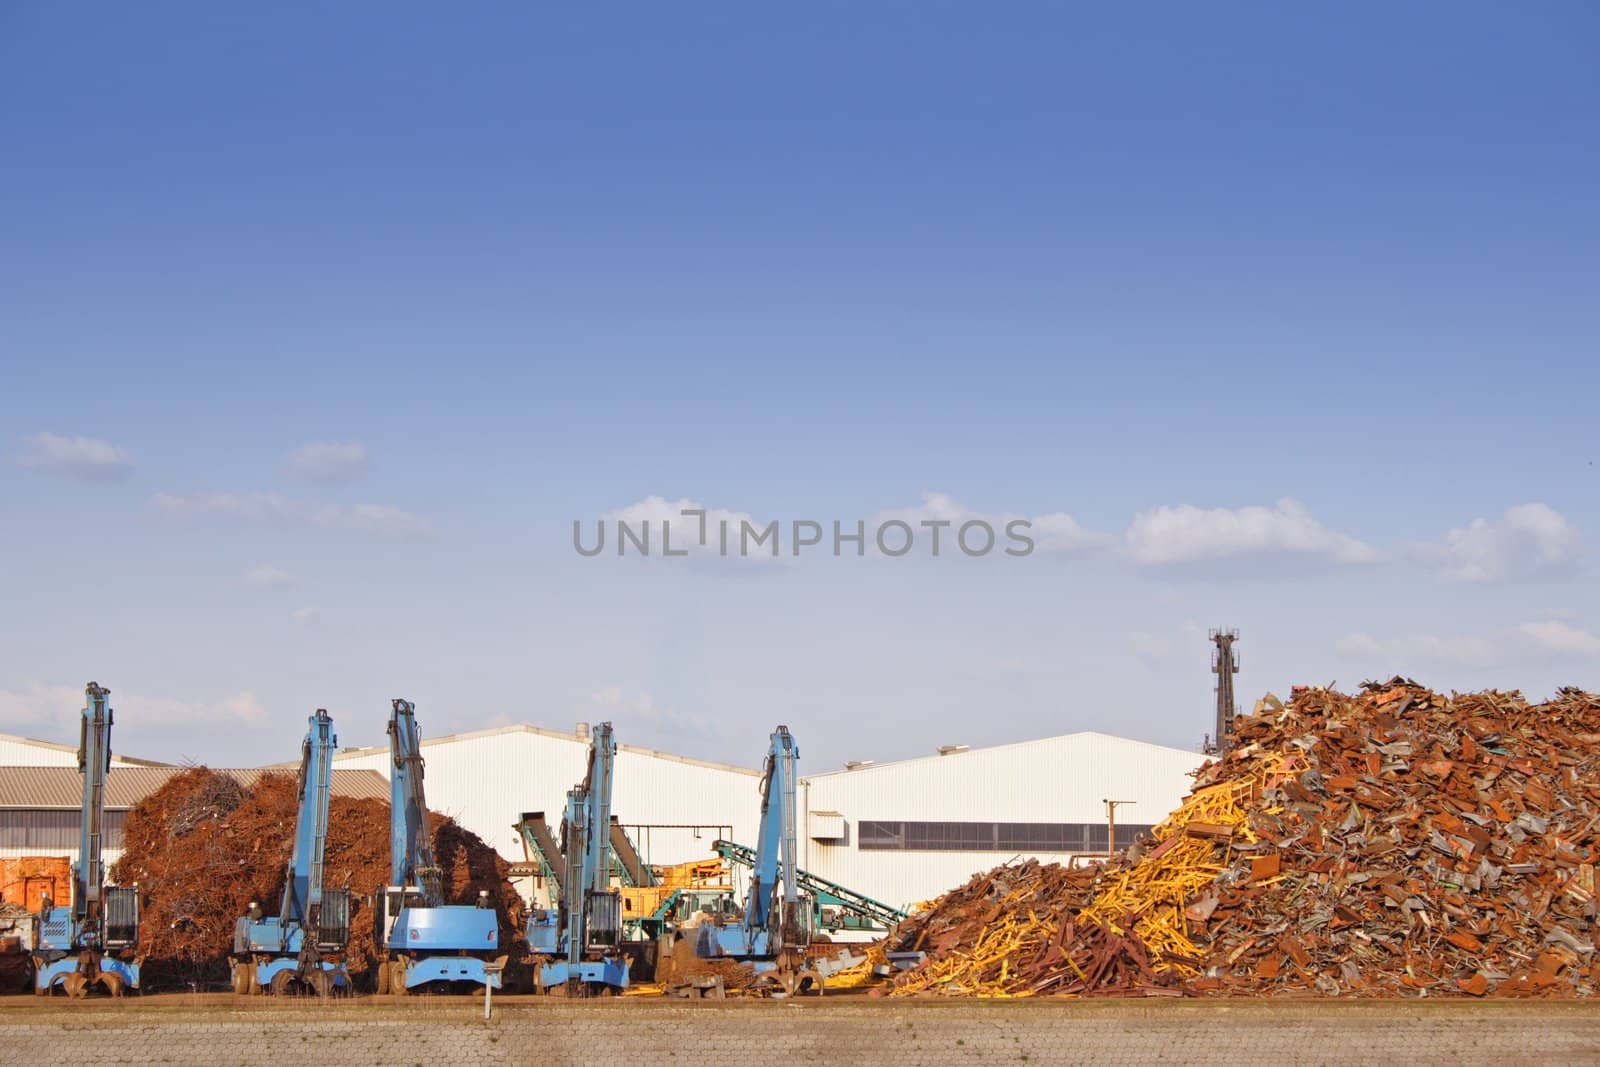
{"left": 390, "top": 960, "right": 408, "bottom": 997}
{"left": 232, "top": 963, "right": 251, "bottom": 996}
{"left": 376, "top": 960, "right": 390, "bottom": 995}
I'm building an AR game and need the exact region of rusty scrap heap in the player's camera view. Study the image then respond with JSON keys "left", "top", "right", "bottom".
{"left": 112, "top": 767, "right": 523, "bottom": 991}
{"left": 889, "top": 679, "right": 1600, "bottom": 998}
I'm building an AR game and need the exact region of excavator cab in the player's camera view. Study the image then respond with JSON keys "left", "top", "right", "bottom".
{"left": 376, "top": 886, "right": 427, "bottom": 947}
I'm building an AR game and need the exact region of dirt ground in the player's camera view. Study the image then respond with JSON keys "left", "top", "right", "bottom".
{"left": 3, "top": 993, "right": 1599, "bottom": 1065}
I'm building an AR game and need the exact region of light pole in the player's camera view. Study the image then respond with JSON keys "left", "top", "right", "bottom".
{"left": 1103, "top": 798, "right": 1136, "bottom": 857}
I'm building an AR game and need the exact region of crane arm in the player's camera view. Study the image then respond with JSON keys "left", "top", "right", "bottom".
{"left": 743, "top": 726, "right": 800, "bottom": 941}
{"left": 281, "top": 709, "right": 337, "bottom": 926}
{"left": 75, "top": 682, "right": 114, "bottom": 926}
{"left": 388, "top": 699, "right": 442, "bottom": 905}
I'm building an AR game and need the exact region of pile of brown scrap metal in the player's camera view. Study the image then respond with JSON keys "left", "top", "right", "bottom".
{"left": 886, "top": 680, "right": 1600, "bottom": 998}
{"left": 112, "top": 767, "right": 524, "bottom": 991}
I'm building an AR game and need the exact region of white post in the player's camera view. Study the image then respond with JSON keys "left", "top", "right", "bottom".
{"left": 484, "top": 962, "right": 504, "bottom": 1020}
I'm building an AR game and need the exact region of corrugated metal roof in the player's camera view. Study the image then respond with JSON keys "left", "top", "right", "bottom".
{"left": 0, "top": 766, "right": 389, "bottom": 809}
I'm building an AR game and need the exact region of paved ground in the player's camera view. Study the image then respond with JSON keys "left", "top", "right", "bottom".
{"left": 3, "top": 995, "right": 1599, "bottom": 1065}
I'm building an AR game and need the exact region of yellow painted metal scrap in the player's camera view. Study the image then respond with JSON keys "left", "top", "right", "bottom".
{"left": 891, "top": 752, "right": 1300, "bottom": 997}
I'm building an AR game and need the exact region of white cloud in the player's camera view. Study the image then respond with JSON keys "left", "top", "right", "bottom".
{"left": 595, "top": 496, "right": 781, "bottom": 562}
{"left": 287, "top": 441, "right": 369, "bottom": 483}
{"left": 1337, "top": 619, "right": 1600, "bottom": 669}
{"left": 0, "top": 681, "right": 273, "bottom": 731}
{"left": 586, "top": 686, "right": 712, "bottom": 735}
{"left": 1421, "top": 503, "right": 1581, "bottom": 582}
{"left": 871, "top": 492, "right": 1110, "bottom": 556}
{"left": 1126, "top": 498, "right": 1376, "bottom": 568}
{"left": 149, "top": 492, "right": 433, "bottom": 540}
{"left": 590, "top": 491, "right": 1107, "bottom": 562}
{"left": 16, "top": 432, "right": 132, "bottom": 483}
{"left": 243, "top": 564, "right": 292, "bottom": 589}
{"left": 0, "top": 681, "right": 86, "bottom": 729}
{"left": 1517, "top": 620, "right": 1600, "bottom": 659}
{"left": 291, "top": 607, "right": 321, "bottom": 627}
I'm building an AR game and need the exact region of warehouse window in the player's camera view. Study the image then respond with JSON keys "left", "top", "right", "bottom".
{"left": 0, "top": 810, "right": 127, "bottom": 850}
{"left": 859, "top": 820, "right": 1155, "bottom": 852}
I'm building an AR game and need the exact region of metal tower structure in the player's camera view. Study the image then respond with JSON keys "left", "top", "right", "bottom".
{"left": 1205, "top": 629, "right": 1239, "bottom": 755}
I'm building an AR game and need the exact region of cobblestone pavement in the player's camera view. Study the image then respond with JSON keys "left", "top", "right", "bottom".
{"left": 3, "top": 997, "right": 1599, "bottom": 1065}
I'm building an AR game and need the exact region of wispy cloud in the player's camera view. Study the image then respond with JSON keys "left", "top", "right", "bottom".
{"left": 592, "top": 491, "right": 1108, "bottom": 562}
{"left": 1418, "top": 503, "right": 1581, "bottom": 582}
{"left": 597, "top": 496, "right": 781, "bottom": 562}
{"left": 1126, "top": 498, "right": 1375, "bottom": 569}
{"left": 16, "top": 432, "right": 132, "bottom": 483}
{"left": 243, "top": 564, "right": 292, "bottom": 589}
{"left": 1336, "top": 619, "right": 1600, "bottom": 669}
{"left": 287, "top": 441, "right": 369, "bottom": 483}
{"left": 149, "top": 492, "right": 434, "bottom": 539}
{"left": 871, "top": 492, "right": 1110, "bottom": 556}
{"left": 0, "top": 681, "right": 271, "bottom": 732}
{"left": 290, "top": 607, "right": 321, "bottom": 627}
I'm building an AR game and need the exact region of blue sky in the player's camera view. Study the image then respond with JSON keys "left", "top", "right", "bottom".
{"left": 2, "top": 3, "right": 1597, "bottom": 771}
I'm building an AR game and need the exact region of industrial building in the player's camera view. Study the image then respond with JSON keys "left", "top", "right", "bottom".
{"left": 327, "top": 722, "right": 767, "bottom": 872}
{"left": 798, "top": 732, "right": 1203, "bottom": 909}
{"left": 326, "top": 723, "right": 1203, "bottom": 913}
{"left": 1, "top": 721, "right": 1204, "bottom": 916}
{"left": 0, "top": 730, "right": 164, "bottom": 769}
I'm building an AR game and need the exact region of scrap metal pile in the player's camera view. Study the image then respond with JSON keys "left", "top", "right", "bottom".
{"left": 111, "top": 767, "right": 523, "bottom": 990}
{"left": 887, "top": 679, "right": 1600, "bottom": 998}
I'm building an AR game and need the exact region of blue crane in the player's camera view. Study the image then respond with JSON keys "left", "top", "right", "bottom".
{"left": 375, "top": 699, "right": 505, "bottom": 994}
{"left": 527, "top": 721, "right": 629, "bottom": 993}
{"left": 683, "top": 725, "right": 822, "bottom": 996}
{"left": 32, "top": 682, "right": 141, "bottom": 997}
{"left": 230, "top": 709, "right": 351, "bottom": 996}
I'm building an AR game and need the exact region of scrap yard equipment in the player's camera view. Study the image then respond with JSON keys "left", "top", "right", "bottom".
{"left": 375, "top": 699, "right": 506, "bottom": 994}
{"left": 230, "top": 709, "right": 350, "bottom": 996}
{"left": 680, "top": 725, "right": 824, "bottom": 996}
{"left": 32, "top": 683, "right": 142, "bottom": 997}
{"left": 526, "top": 721, "right": 630, "bottom": 993}
{"left": 712, "top": 840, "right": 906, "bottom": 935}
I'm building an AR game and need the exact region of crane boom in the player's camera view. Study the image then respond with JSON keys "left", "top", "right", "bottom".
{"left": 231, "top": 709, "right": 350, "bottom": 996}
{"left": 282, "top": 709, "right": 336, "bottom": 926}
{"left": 32, "top": 682, "right": 141, "bottom": 997}
{"left": 388, "top": 699, "right": 442, "bottom": 905}
{"left": 376, "top": 699, "right": 505, "bottom": 994}
{"left": 529, "top": 722, "right": 628, "bottom": 992}
{"left": 679, "top": 726, "right": 821, "bottom": 997}
{"left": 75, "top": 682, "right": 113, "bottom": 928}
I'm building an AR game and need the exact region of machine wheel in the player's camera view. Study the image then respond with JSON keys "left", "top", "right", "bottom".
{"left": 232, "top": 963, "right": 252, "bottom": 996}
{"left": 375, "top": 960, "right": 390, "bottom": 995}
{"left": 269, "top": 970, "right": 295, "bottom": 997}
{"left": 390, "top": 961, "right": 408, "bottom": 997}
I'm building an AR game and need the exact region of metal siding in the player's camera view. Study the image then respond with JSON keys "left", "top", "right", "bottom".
{"left": 0, "top": 735, "right": 151, "bottom": 767}
{"left": 333, "top": 730, "right": 764, "bottom": 865}
{"left": 0, "top": 810, "right": 126, "bottom": 850}
{"left": 799, "top": 733, "right": 1204, "bottom": 910}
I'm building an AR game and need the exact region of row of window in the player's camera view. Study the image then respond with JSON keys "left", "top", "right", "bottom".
{"left": 0, "top": 811, "right": 127, "bottom": 850}
{"left": 857, "top": 819, "right": 1156, "bottom": 853}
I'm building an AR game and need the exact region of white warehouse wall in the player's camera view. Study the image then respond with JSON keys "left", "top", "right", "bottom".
{"left": 0, "top": 734, "right": 151, "bottom": 768}
{"left": 332, "top": 725, "right": 765, "bottom": 868}
{"left": 799, "top": 732, "right": 1205, "bottom": 910}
